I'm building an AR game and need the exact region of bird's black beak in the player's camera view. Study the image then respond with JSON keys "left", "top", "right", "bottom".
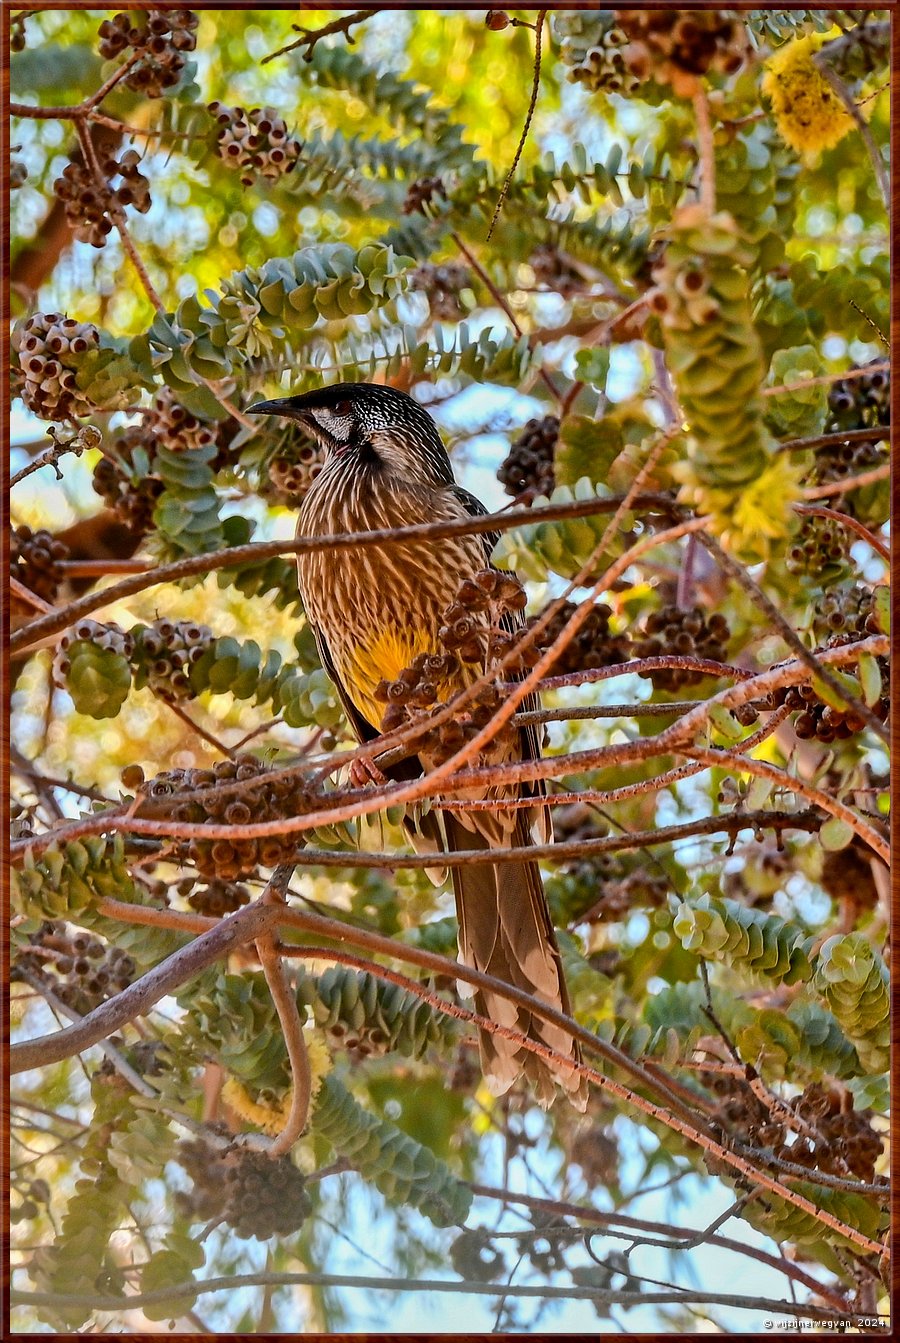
{"left": 246, "top": 397, "right": 307, "bottom": 421}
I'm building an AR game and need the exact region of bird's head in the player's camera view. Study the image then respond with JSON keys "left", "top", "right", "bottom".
{"left": 247, "top": 382, "right": 453, "bottom": 486}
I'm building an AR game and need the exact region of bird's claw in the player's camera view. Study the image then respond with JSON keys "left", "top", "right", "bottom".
{"left": 349, "top": 755, "right": 388, "bottom": 789}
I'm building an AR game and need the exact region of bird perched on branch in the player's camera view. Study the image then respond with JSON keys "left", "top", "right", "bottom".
{"left": 249, "top": 382, "right": 587, "bottom": 1110}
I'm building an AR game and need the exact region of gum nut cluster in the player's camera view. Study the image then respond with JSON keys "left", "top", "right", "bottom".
{"left": 137, "top": 754, "right": 315, "bottom": 880}
{"left": 267, "top": 438, "right": 326, "bottom": 501}
{"left": 812, "top": 436, "right": 887, "bottom": 497}
{"left": 497, "top": 415, "right": 559, "bottom": 498}
{"left": 13, "top": 919, "right": 135, "bottom": 1014}
{"left": 375, "top": 650, "right": 461, "bottom": 726}
{"left": 572, "top": 24, "right": 639, "bottom": 95}
{"left": 177, "top": 877, "right": 251, "bottom": 918}
{"left": 97, "top": 10, "right": 199, "bottom": 98}
{"left": 92, "top": 433, "right": 165, "bottom": 536}
{"left": 402, "top": 175, "right": 447, "bottom": 215}
{"left": 134, "top": 618, "right": 214, "bottom": 702}
{"left": 552, "top": 10, "right": 637, "bottom": 95}
{"left": 11, "top": 526, "right": 70, "bottom": 603}
{"left": 437, "top": 567, "right": 529, "bottom": 660}
{"left": 529, "top": 243, "right": 588, "bottom": 297}
{"left": 53, "top": 149, "right": 151, "bottom": 248}
{"left": 708, "top": 1073, "right": 882, "bottom": 1184}
{"left": 827, "top": 360, "right": 890, "bottom": 431}
{"left": 11, "top": 313, "right": 101, "bottom": 421}
{"left": 147, "top": 386, "right": 219, "bottom": 452}
{"left": 615, "top": 8, "right": 748, "bottom": 94}
{"left": 176, "top": 1138, "right": 312, "bottom": 1239}
{"left": 410, "top": 262, "right": 472, "bottom": 321}
{"left": 528, "top": 599, "right": 629, "bottom": 675}
{"left": 814, "top": 583, "right": 880, "bottom": 640}
{"left": 428, "top": 683, "right": 517, "bottom": 767}
{"left": 772, "top": 682, "right": 875, "bottom": 744}
{"left": 53, "top": 618, "right": 134, "bottom": 683}
{"left": 633, "top": 604, "right": 730, "bottom": 692}
{"left": 785, "top": 513, "right": 852, "bottom": 577}
{"left": 208, "top": 102, "right": 302, "bottom": 186}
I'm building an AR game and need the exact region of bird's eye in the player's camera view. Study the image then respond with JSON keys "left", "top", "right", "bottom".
{"left": 332, "top": 399, "right": 352, "bottom": 417}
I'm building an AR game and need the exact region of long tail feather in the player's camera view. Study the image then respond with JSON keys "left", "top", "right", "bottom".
{"left": 444, "top": 810, "right": 588, "bottom": 1111}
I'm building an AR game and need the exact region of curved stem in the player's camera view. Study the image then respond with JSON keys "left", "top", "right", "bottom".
{"left": 253, "top": 933, "right": 311, "bottom": 1156}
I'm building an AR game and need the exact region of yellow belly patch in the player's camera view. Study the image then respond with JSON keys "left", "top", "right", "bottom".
{"left": 345, "top": 627, "right": 437, "bottom": 727}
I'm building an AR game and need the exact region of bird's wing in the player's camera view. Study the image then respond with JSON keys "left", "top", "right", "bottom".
{"left": 449, "top": 484, "right": 501, "bottom": 562}
{"left": 449, "top": 485, "right": 549, "bottom": 836}
{"left": 309, "top": 620, "right": 380, "bottom": 744}
{"left": 309, "top": 618, "right": 448, "bottom": 874}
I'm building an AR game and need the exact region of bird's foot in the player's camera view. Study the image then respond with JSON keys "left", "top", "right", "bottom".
{"left": 349, "top": 755, "right": 388, "bottom": 789}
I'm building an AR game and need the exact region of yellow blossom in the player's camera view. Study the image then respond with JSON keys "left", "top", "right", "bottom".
{"left": 731, "top": 455, "right": 803, "bottom": 540}
{"left": 762, "top": 35, "right": 855, "bottom": 156}
{"left": 221, "top": 1033, "right": 333, "bottom": 1135}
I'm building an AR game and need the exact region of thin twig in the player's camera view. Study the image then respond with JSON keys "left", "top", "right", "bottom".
{"left": 800, "top": 462, "right": 889, "bottom": 501}
{"left": 486, "top": 10, "right": 547, "bottom": 241}
{"left": 848, "top": 298, "right": 888, "bottom": 347}
{"left": 10, "top": 433, "right": 87, "bottom": 488}
{"left": 452, "top": 230, "right": 561, "bottom": 404}
{"left": 10, "top": 578, "right": 54, "bottom": 614}
{"left": 775, "top": 425, "right": 888, "bottom": 455}
{"left": 813, "top": 44, "right": 889, "bottom": 211}
{"left": 793, "top": 503, "right": 889, "bottom": 562}
{"left": 9, "top": 50, "right": 142, "bottom": 119}
{"left": 75, "top": 119, "right": 166, "bottom": 316}
{"left": 253, "top": 932, "right": 310, "bottom": 1157}
{"left": 692, "top": 87, "right": 716, "bottom": 213}
{"left": 262, "top": 9, "right": 376, "bottom": 65}
{"left": 700, "top": 530, "right": 889, "bottom": 745}
{"left": 164, "top": 700, "right": 237, "bottom": 760}
{"left": 764, "top": 360, "right": 889, "bottom": 397}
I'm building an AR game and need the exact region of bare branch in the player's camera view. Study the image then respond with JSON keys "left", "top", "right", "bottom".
{"left": 252, "top": 931, "right": 311, "bottom": 1156}
{"left": 9, "top": 1277, "right": 870, "bottom": 1324}
{"left": 9, "top": 491, "right": 682, "bottom": 656}
{"left": 9, "top": 635, "right": 886, "bottom": 866}
{"left": 700, "top": 531, "right": 889, "bottom": 745}
{"left": 262, "top": 9, "right": 377, "bottom": 65}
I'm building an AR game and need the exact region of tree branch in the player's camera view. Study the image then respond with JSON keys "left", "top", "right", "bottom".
{"left": 262, "top": 9, "right": 377, "bottom": 65}
{"left": 9, "top": 490, "right": 682, "bottom": 655}
{"left": 9, "top": 1277, "right": 870, "bottom": 1324}
{"left": 486, "top": 10, "right": 547, "bottom": 241}
{"left": 699, "top": 531, "right": 889, "bottom": 745}
{"left": 9, "top": 635, "right": 885, "bottom": 866}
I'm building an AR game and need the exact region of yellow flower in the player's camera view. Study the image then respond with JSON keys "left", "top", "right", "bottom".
{"left": 221, "top": 1032, "right": 333, "bottom": 1135}
{"left": 762, "top": 35, "right": 855, "bottom": 155}
{"left": 731, "top": 455, "right": 803, "bottom": 541}
{"left": 676, "top": 453, "right": 802, "bottom": 563}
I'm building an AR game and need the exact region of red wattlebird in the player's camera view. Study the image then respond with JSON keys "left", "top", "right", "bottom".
{"left": 249, "top": 383, "right": 587, "bottom": 1109}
